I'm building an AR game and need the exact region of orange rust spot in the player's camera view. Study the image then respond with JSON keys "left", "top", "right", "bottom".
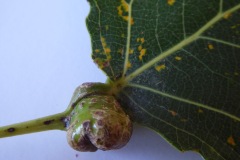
{"left": 100, "top": 36, "right": 111, "bottom": 60}
{"left": 104, "top": 48, "right": 111, "bottom": 54}
{"left": 155, "top": 64, "right": 166, "bottom": 72}
{"left": 117, "top": 6, "right": 123, "bottom": 16}
{"left": 127, "top": 61, "right": 132, "bottom": 68}
{"left": 168, "top": 110, "right": 177, "bottom": 116}
{"left": 130, "top": 17, "right": 134, "bottom": 25}
{"left": 101, "top": 37, "right": 107, "bottom": 48}
{"left": 121, "top": 0, "right": 129, "bottom": 12}
{"left": 117, "top": 0, "right": 134, "bottom": 25}
{"left": 122, "top": 16, "right": 129, "bottom": 21}
{"left": 94, "top": 58, "right": 109, "bottom": 69}
{"left": 227, "top": 136, "right": 236, "bottom": 146}
{"left": 167, "top": 0, "right": 176, "bottom": 6}
{"left": 175, "top": 56, "right": 182, "bottom": 61}
{"left": 198, "top": 109, "right": 203, "bottom": 113}
{"left": 224, "top": 13, "right": 232, "bottom": 19}
{"left": 117, "top": 48, "right": 123, "bottom": 55}
{"left": 139, "top": 49, "right": 147, "bottom": 60}
{"left": 101, "top": 37, "right": 105, "bottom": 42}
{"left": 138, "top": 45, "right": 143, "bottom": 51}
{"left": 208, "top": 44, "right": 214, "bottom": 50}
{"left": 140, "top": 38, "right": 145, "bottom": 43}
{"left": 129, "top": 49, "right": 134, "bottom": 54}
{"left": 95, "top": 49, "right": 100, "bottom": 53}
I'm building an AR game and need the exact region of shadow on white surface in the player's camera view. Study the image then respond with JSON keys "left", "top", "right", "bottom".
{"left": 0, "top": 125, "right": 203, "bottom": 160}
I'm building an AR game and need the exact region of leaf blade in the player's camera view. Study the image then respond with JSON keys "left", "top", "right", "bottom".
{"left": 87, "top": 0, "right": 240, "bottom": 159}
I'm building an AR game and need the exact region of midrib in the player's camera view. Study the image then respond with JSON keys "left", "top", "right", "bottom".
{"left": 125, "top": 3, "right": 240, "bottom": 82}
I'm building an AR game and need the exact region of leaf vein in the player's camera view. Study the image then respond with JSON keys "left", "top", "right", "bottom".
{"left": 199, "top": 36, "right": 240, "bottom": 48}
{"left": 155, "top": 1, "right": 163, "bottom": 53}
{"left": 123, "top": 0, "right": 134, "bottom": 77}
{"left": 182, "top": 49, "right": 240, "bottom": 87}
{"left": 94, "top": 0, "right": 115, "bottom": 78}
{"left": 127, "top": 83, "right": 240, "bottom": 122}
{"left": 182, "top": 0, "right": 186, "bottom": 39}
{"left": 125, "top": 3, "right": 240, "bottom": 82}
{"left": 219, "top": 0, "right": 223, "bottom": 13}
{"left": 122, "top": 90, "right": 225, "bottom": 159}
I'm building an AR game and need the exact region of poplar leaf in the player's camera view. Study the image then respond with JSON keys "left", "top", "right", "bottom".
{"left": 87, "top": 0, "right": 240, "bottom": 159}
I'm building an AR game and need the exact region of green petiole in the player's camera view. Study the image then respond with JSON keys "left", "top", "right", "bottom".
{"left": 0, "top": 110, "right": 70, "bottom": 138}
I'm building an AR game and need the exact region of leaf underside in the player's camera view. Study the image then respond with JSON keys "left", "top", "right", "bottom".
{"left": 86, "top": 0, "right": 240, "bottom": 160}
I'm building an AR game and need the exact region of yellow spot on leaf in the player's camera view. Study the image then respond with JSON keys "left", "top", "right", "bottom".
{"left": 168, "top": 110, "right": 177, "bottom": 116}
{"left": 95, "top": 49, "right": 100, "bottom": 53}
{"left": 127, "top": 61, "right": 132, "bottom": 68}
{"left": 234, "top": 72, "right": 239, "bottom": 76}
{"left": 121, "top": 33, "right": 125, "bottom": 38}
{"left": 155, "top": 64, "right": 166, "bottom": 72}
{"left": 137, "top": 37, "right": 145, "bottom": 43}
{"left": 167, "top": 0, "right": 176, "bottom": 6}
{"left": 208, "top": 44, "right": 214, "bottom": 50}
{"left": 138, "top": 45, "right": 143, "bottom": 51}
{"left": 117, "top": 48, "right": 123, "bottom": 55}
{"left": 130, "top": 17, "right": 134, "bottom": 25}
{"left": 139, "top": 49, "right": 147, "bottom": 61}
{"left": 121, "top": 0, "right": 129, "bottom": 12}
{"left": 117, "top": 6, "right": 123, "bottom": 15}
{"left": 94, "top": 58, "right": 109, "bottom": 69}
{"left": 105, "top": 25, "right": 109, "bottom": 31}
{"left": 117, "top": 0, "right": 134, "bottom": 25}
{"left": 227, "top": 136, "right": 236, "bottom": 146}
{"left": 101, "top": 37, "right": 105, "bottom": 42}
{"left": 129, "top": 49, "right": 134, "bottom": 54}
{"left": 100, "top": 36, "right": 111, "bottom": 60}
{"left": 105, "top": 48, "right": 111, "bottom": 54}
{"left": 101, "top": 37, "right": 107, "bottom": 48}
{"left": 122, "top": 16, "right": 129, "bottom": 21}
{"left": 198, "top": 109, "right": 203, "bottom": 113}
{"left": 224, "top": 13, "right": 232, "bottom": 19}
{"left": 175, "top": 56, "right": 182, "bottom": 61}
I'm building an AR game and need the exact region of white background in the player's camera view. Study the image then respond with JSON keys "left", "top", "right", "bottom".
{"left": 0, "top": 1, "right": 202, "bottom": 160}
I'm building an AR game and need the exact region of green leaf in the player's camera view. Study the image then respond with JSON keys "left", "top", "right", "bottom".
{"left": 86, "top": 0, "right": 240, "bottom": 159}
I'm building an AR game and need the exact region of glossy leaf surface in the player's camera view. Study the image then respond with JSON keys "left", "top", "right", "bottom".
{"left": 86, "top": 0, "right": 240, "bottom": 159}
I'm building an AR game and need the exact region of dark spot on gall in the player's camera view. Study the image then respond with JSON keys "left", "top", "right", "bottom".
{"left": 43, "top": 119, "right": 55, "bottom": 125}
{"left": 78, "top": 134, "right": 98, "bottom": 152}
{"left": 7, "top": 128, "right": 15, "bottom": 132}
{"left": 97, "top": 120, "right": 103, "bottom": 126}
{"left": 60, "top": 117, "right": 69, "bottom": 128}
{"left": 95, "top": 111, "right": 104, "bottom": 116}
{"left": 82, "top": 121, "right": 90, "bottom": 131}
